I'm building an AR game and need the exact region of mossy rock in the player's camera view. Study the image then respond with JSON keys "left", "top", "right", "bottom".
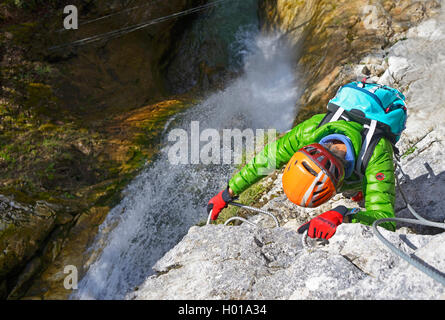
{"left": 0, "top": 196, "right": 57, "bottom": 280}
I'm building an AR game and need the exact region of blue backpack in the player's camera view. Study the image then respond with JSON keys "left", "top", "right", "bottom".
{"left": 318, "top": 79, "right": 407, "bottom": 175}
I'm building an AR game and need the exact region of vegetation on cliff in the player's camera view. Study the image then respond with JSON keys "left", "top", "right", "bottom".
{"left": 0, "top": 0, "right": 204, "bottom": 299}
{"left": 1, "top": 0, "right": 442, "bottom": 300}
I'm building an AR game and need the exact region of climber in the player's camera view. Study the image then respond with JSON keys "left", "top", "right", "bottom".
{"left": 207, "top": 79, "right": 407, "bottom": 240}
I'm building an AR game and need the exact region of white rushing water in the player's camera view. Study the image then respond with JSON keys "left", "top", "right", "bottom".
{"left": 73, "top": 14, "right": 300, "bottom": 300}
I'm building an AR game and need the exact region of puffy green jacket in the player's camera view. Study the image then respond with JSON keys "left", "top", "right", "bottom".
{"left": 228, "top": 114, "right": 396, "bottom": 231}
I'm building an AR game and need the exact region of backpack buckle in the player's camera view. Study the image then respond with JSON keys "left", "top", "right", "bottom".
{"left": 358, "top": 77, "right": 368, "bottom": 88}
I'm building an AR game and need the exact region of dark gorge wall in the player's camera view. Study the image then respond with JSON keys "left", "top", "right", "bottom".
{"left": 0, "top": 0, "right": 208, "bottom": 300}
{"left": 47, "top": 0, "right": 208, "bottom": 115}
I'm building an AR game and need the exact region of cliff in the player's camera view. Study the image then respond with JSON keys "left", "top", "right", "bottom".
{"left": 129, "top": 1, "right": 445, "bottom": 300}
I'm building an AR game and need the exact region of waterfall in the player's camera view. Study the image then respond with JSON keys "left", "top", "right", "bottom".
{"left": 73, "top": 2, "right": 300, "bottom": 300}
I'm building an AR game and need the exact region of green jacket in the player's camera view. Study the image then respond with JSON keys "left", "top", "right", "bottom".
{"left": 228, "top": 114, "right": 396, "bottom": 231}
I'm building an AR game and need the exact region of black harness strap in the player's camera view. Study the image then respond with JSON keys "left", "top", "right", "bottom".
{"left": 316, "top": 103, "right": 399, "bottom": 176}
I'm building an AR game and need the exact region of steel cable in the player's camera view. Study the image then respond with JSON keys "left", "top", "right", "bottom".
{"left": 50, "top": 0, "right": 236, "bottom": 51}
{"left": 371, "top": 161, "right": 445, "bottom": 286}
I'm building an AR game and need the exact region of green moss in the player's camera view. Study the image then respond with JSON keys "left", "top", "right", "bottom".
{"left": 37, "top": 123, "right": 57, "bottom": 132}
{"left": 196, "top": 180, "right": 272, "bottom": 227}
{"left": 25, "top": 82, "right": 60, "bottom": 118}
{"left": 126, "top": 147, "right": 148, "bottom": 170}
{"left": 92, "top": 175, "right": 134, "bottom": 208}
{"left": 401, "top": 146, "right": 417, "bottom": 159}
{"left": 5, "top": 22, "right": 37, "bottom": 46}
{"left": 137, "top": 100, "right": 195, "bottom": 148}
{"left": 213, "top": 180, "right": 271, "bottom": 226}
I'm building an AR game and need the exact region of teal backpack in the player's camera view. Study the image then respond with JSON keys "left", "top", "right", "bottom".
{"left": 318, "top": 79, "right": 407, "bottom": 175}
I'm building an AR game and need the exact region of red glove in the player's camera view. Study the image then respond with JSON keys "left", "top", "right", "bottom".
{"left": 351, "top": 191, "right": 363, "bottom": 202}
{"left": 297, "top": 206, "right": 349, "bottom": 240}
{"left": 207, "top": 187, "right": 234, "bottom": 221}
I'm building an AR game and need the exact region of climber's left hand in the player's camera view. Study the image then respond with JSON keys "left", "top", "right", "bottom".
{"left": 297, "top": 206, "right": 349, "bottom": 240}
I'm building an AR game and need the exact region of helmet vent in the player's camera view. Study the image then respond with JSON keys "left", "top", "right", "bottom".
{"left": 302, "top": 161, "right": 317, "bottom": 177}
{"left": 305, "top": 146, "right": 318, "bottom": 155}
{"left": 313, "top": 187, "right": 327, "bottom": 195}
{"left": 325, "top": 161, "right": 331, "bottom": 170}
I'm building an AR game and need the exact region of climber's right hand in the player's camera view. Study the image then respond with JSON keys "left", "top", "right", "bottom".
{"left": 207, "top": 187, "right": 235, "bottom": 221}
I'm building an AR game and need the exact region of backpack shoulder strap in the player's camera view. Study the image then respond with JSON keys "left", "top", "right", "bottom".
{"left": 356, "top": 119, "right": 377, "bottom": 176}
{"left": 359, "top": 129, "right": 398, "bottom": 175}
{"left": 317, "top": 102, "right": 398, "bottom": 176}
{"left": 317, "top": 106, "right": 385, "bottom": 176}
{"left": 316, "top": 104, "right": 348, "bottom": 129}
{"left": 359, "top": 133, "right": 383, "bottom": 175}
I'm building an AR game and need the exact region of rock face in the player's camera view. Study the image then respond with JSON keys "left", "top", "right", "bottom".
{"left": 0, "top": 0, "right": 206, "bottom": 300}
{"left": 0, "top": 195, "right": 64, "bottom": 299}
{"left": 129, "top": 3, "right": 445, "bottom": 300}
{"left": 0, "top": 197, "right": 56, "bottom": 279}
{"left": 130, "top": 224, "right": 445, "bottom": 300}
{"left": 48, "top": 0, "right": 206, "bottom": 115}
{"left": 259, "top": 0, "right": 441, "bottom": 122}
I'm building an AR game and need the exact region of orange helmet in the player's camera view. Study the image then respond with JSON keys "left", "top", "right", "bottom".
{"left": 282, "top": 143, "right": 345, "bottom": 208}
